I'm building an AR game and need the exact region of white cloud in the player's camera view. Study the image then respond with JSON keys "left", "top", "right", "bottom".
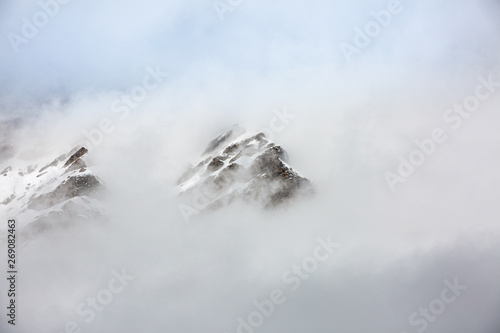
{"left": 0, "top": 0, "right": 500, "bottom": 332}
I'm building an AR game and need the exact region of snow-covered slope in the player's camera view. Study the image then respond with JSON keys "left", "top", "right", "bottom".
{"left": 0, "top": 146, "right": 104, "bottom": 235}
{"left": 177, "top": 125, "right": 314, "bottom": 212}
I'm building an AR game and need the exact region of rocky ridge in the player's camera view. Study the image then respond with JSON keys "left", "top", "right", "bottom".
{"left": 0, "top": 146, "right": 104, "bottom": 235}
{"left": 177, "top": 125, "right": 314, "bottom": 215}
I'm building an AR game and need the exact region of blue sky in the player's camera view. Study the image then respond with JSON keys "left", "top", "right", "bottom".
{"left": 1, "top": 0, "right": 499, "bottom": 106}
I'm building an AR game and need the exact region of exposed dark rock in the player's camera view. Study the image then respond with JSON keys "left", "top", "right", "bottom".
{"left": 207, "top": 157, "right": 224, "bottom": 172}
{"left": 178, "top": 126, "right": 313, "bottom": 213}
{"left": 227, "top": 162, "right": 240, "bottom": 171}
{"left": 63, "top": 147, "right": 88, "bottom": 168}
{"left": 28, "top": 174, "right": 101, "bottom": 210}
{"left": 64, "top": 158, "right": 86, "bottom": 174}
{"left": 223, "top": 143, "right": 240, "bottom": 155}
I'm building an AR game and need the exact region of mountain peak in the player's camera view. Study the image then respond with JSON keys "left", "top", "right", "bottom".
{"left": 178, "top": 126, "right": 313, "bottom": 215}
{"left": 63, "top": 146, "right": 88, "bottom": 168}
{"left": 201, "top": 124, "right": 247, "bottom": 156}
{"left": 0, "top": 145, "right": 103, "bottom": 235}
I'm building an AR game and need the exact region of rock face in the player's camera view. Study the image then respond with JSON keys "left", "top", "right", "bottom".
{"left": 0, "top": 146, "right": 104, "bottom": 235}
{"left": 177, "top": 125, "right": 314, "bottom": 213}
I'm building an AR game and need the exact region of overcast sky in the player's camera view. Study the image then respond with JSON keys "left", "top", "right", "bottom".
{"left": 1, "top": 0, "right": 499, "bottom": 103}
{"left": 1, "top": 0, "right": 500, "bottom": 332}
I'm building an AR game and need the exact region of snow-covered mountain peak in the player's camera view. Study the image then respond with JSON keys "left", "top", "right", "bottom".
{"left": 177, "top": 126, "right": 314, "bottom": 213}
{"left": 0, "top": 145, "right": 104, "bottom": 235}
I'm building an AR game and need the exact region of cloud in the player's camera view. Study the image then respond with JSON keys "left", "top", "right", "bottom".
{"left": 0, "top": 0, "right": 500, "bottom": 332}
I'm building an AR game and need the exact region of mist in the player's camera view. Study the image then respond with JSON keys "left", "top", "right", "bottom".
{"left": 1, "top": 0, "right": 500, "bottom": 332}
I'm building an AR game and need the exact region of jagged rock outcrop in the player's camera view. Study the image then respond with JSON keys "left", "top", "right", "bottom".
{"left": 177, "top": 125, "right": 314, "bottom": 215}
{"left": 0, "top": 145, "right": 104, "bottom": 235}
